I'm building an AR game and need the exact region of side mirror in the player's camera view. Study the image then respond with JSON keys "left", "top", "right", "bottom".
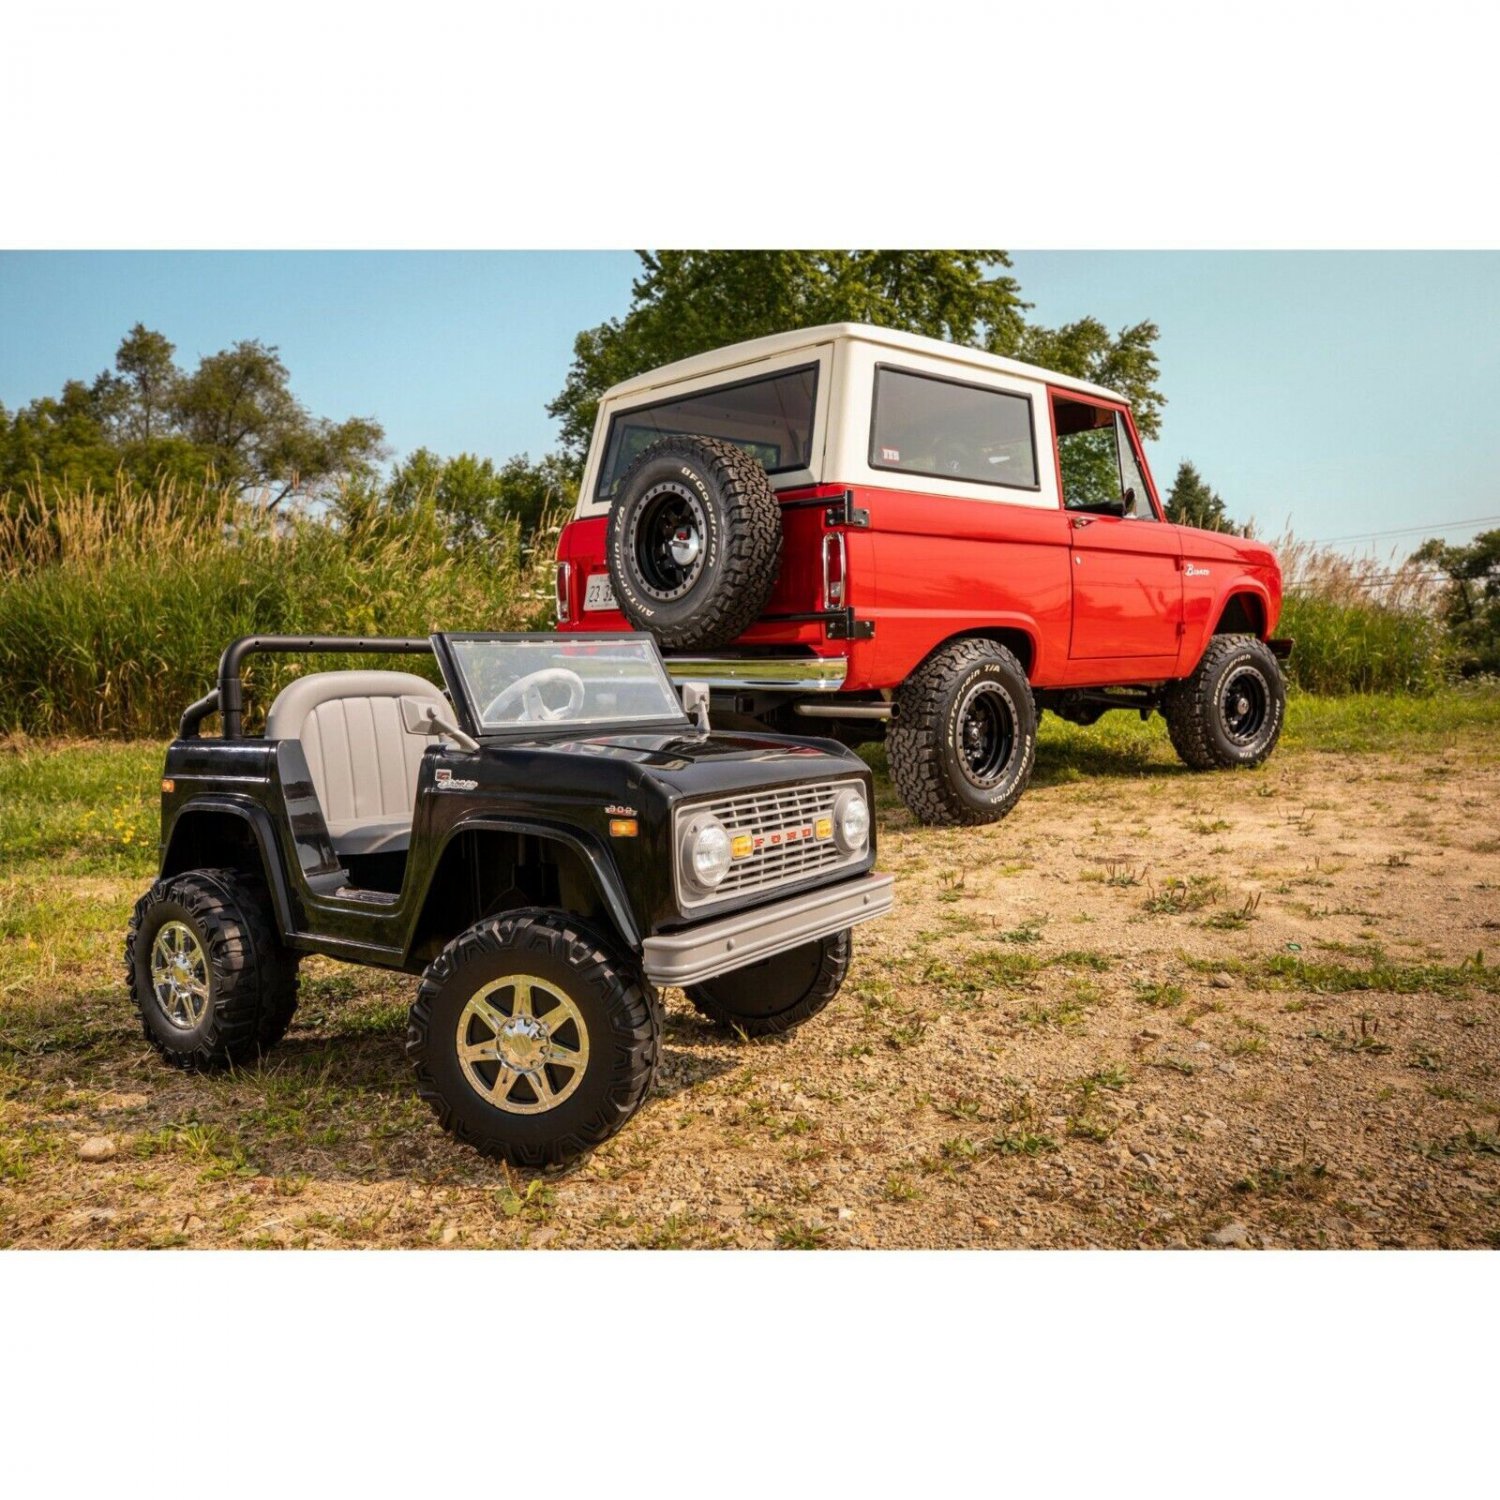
{"left": 1121, "top": 486, "right": 1137, "bottom": 516}
{"left": 679, "top": 680, "right": 711, "bottom": 733}
{"left": 400, "top": 696, "right": 480, "bottom": 752}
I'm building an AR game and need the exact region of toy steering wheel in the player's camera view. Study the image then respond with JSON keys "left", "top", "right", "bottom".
{"left": 482, "top": 668, "right": 587, "bottom": 724}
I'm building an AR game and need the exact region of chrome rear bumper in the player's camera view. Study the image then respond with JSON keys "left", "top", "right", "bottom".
{"left": 641, "top": 871, "right": 893, "bottom": 987}
{"left": 662, "top": 655, "right": 847, "bottom": 693}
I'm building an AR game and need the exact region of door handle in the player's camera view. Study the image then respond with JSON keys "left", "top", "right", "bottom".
{"left": 1071, "top": 516, "right": 1094, "bottom": 528}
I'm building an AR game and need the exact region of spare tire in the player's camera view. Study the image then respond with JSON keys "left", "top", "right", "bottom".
{"left": 606, "top": 435, "right": 782, "bottom": 651}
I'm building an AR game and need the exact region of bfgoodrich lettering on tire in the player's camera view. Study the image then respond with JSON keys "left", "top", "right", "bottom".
{"left": 888, "top": 638, "right": 1037, "bottom": 826}
{"left": 1162, "top": 634, "right": 1286, "bottom": 771}
{"left": 406, "top": 909, "right": 662, "bottom": 1170}
{"left": 606, "top": 435, "right": 782, "bottom": 651}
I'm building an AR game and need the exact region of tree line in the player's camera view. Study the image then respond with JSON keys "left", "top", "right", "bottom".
{"left": 4, "top": 250, "right": 1494, "bottom": 675}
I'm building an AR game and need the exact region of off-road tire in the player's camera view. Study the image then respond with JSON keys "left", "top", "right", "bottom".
{"left": 406, "top": 909, "right": 662, "bottom": 1170}
{"left": 1161, "top": 634, "right": 1286, "bottom": 771}
{"left": 125, "top": 869, "right": 300, "bottom": 1071}
{"left": 685, "top": 930, "right": 852, "bottom": 1038}
{"left": 606, "top": 435, "right": 782, "bottom": 651}
{"left": 888, "top": 638, "right": 1037, "bottom": 826}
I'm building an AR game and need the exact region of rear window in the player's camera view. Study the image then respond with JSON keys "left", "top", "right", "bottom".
{"left": 595, "top": 364, "right": 819, "bottom": 501}
{"left": 869, "top": 366, "right": 1038, "bottom": 490}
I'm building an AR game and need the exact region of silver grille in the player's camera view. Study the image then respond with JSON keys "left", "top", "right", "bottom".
{"left": 675, "top": 778, "right": 865, "bottom": 909}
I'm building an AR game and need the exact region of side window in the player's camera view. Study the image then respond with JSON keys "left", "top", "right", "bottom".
{"left": 1115, "top": 413, "right": 1157, "bottom": 522}
{"left": 870, "top": 367, "right": 1038, "bottom": 490}
{"left": 1054, "top": 398, "right": 1157, "bottom": 519}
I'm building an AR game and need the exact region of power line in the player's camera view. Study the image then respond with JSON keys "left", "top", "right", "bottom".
{"left": 1307, "top": 513, "right": 1500, "bottom": 546}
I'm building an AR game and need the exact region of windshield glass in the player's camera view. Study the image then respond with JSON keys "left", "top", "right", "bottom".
{"left": 595, "top": 364, "right": 819, "bottom": 501}
{"left": 445, "top": 636, "right": 686, "bottom": 731}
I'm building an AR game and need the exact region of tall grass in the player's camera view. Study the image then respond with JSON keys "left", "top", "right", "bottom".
{"left": 1273, "top": 533, "right": 1446, "bottom": 695}
{"left": 0, "top": 479, "right": 1456, "bottom": 735}
{"left": 0, "top": 477, "right": 557, "bottom": 737}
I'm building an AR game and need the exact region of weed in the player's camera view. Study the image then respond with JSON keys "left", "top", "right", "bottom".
{"left": 1144, "top": 875, "right": 1227, "bottom": 916}
{"left": 776, "top": 1221, "right": 830, "bottom": 1249}
{"left": 882, "top": 1172, "right": 921, "bottom": 1203}
{"left": 990, "top": 1130, "right": 1059, "bottom": 1156}
{"left": 1134, "top": 981, "right": 1186, "bottom": 1009}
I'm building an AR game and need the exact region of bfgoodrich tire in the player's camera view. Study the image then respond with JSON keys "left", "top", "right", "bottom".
{"left": 685, "top": 930, "right": 851, "bottom": 1038}
{"left": 606, "top": 435, "right": 782, "bottom": 650}
{"left": 888, "top": 639, "right": 1037, "bottom": 826}
{"left": 406, "top": 909, "right": 662, "bottom": 1170}
{"left": 125, "top": 869, "right": 299, "bottom": 1070}
{"left": 1161, "top": 634, "right": 1286, "bottom": 771}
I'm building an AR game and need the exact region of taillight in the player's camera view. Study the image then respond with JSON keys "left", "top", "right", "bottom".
{"left": 555, "top": 561, "right": 572, "bottom": 623}
{"left": 821, "top": 532, "right": 847, "bottom": 610}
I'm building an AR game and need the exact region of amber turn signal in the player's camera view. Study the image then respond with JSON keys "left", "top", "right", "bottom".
{"left": 608, "top": 817, "right": 638, "bottom": 838}
{"left": 161, "top": 778, "right": 175, "bottom": 793}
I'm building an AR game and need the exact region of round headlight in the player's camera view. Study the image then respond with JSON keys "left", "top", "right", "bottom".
{"left": 682, "top": 816, "right": 732, "bottom": 891}
{"left": 834, "top": 788, "right": 870, "bottom": 854}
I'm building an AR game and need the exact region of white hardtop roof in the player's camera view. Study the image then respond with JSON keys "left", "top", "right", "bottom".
{"left": 600, "top": 322, "right": 1126, "bottom": 404}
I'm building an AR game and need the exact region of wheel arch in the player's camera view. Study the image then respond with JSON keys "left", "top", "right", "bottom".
{"left": 161, "top": 798, "right": 296, "bottom": 937}
{"left": 915, "top": 623, "right": 1038, "bottom": 680}
{"left": 1209, "top": 584, "right": 1271, "bottom": 640}
{"left": 404, "top": 819, "right": 639, "bottom": 971}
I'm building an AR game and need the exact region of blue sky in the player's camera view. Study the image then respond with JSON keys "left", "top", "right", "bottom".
{"left": 2, "top": 251, "right": 1496, "bottom": 556}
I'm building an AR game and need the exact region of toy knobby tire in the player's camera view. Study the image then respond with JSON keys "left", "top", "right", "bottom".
{"left": 606, "top": 435, "right": 782, "bottom": 651}
{"left": 125, "top": 869, "right": 300, "bottom": 1070}
{"left": 1161, "top": 634, "right": 1285, "bottom": 771}
{"left": 685, "top": 930, "right": 851, "bottom": 1038}
{"left": 406, "top": 909, "right": 662, "bottom": 1170}
{"left": 888, "top": 639, "right": 1037, "bottom": 826}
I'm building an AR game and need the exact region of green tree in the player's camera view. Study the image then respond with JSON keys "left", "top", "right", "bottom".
{"left": 548, "top": 250, "right": 1166, "bottom": 459}
{"left": 0, "top": 326, "right": 386, "bottom": 511}
{"left": 1412, "top": 529, "right": 1500, "bottom": 676}
{"left": 385, "top": 448, "right": 575, "bottom": 549}
{"left": 173, "top": 339, "right": 384, "bottom": 507}
{"left": 1013, "top": 317, "right": 1165, "bottom": 439}
{"left": 1165, "top": 460, "right": 1240, "bottom": 532}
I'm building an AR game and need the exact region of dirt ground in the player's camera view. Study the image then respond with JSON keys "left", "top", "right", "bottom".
{"left": 3, "top": 733, "right": 1499, "bottom": 1249}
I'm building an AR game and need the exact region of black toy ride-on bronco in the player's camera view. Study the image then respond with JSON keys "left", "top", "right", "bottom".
{"left": 126, "top": 632, "right": 892, "bottom": 1169}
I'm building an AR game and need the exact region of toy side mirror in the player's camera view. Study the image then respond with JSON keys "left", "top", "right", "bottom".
{"left": 400, "top": 695, "right": 480, "bottom": 752}
{"left": 679, "top": 680, "right": 711, "bottom": 733}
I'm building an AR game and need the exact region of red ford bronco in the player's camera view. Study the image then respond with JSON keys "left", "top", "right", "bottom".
{"left": 556, "top": 323, "right": 1290, "bottom": 825}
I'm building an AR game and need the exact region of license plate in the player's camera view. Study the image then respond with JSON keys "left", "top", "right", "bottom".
{"left": 583, "top": 573, "right": 619, "bottom": 612}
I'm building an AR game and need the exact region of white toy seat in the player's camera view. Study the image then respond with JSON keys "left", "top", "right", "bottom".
{"left": 264, "top": 670, "right": 447, "bottom": 857}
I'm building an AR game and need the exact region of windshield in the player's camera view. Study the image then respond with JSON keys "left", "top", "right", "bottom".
{"left": 445, "top": 636, "right": 686, "bottom": 731}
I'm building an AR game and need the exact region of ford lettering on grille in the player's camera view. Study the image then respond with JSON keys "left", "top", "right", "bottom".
{"left": 676, "top": 780, "right": 865, "bottom": 908}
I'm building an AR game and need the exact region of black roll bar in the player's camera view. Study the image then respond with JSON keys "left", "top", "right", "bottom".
{"left": 179, "top": 635, "right": 435, "bottom": 740}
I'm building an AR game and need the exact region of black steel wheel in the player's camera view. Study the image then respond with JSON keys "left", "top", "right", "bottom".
{"left": 1162, "top": 634, "right": 1286, "bottom": 770}
{"left": 684, "top": 930, "right": 851, "bottom": 1038}
{"left": 606, "top": 435, "right": 782, "bottom": 650}
{"left": 888, "top": 638, "right": 1037, "bottom": 825}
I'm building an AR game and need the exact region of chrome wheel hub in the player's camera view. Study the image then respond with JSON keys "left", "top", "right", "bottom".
{"left": 150, "top": 920, "right": 209, "bottom": 1030}
{"left": 630, "top": 481, "right": 708, "bottom": 601}
{"left": 456, "top": 975, "right": 589, "bottom": 1115}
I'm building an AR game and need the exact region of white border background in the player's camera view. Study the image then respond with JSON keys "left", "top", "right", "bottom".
{"left": 3, "top": 3, "right": 1496, "bottom": 1493}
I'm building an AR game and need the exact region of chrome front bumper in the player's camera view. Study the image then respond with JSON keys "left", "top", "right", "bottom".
{"left": 662, "top": 655, "right": 847, "bottom": 693}
{"left": 641, "top": 871, "right": 893, "bottom": 988}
